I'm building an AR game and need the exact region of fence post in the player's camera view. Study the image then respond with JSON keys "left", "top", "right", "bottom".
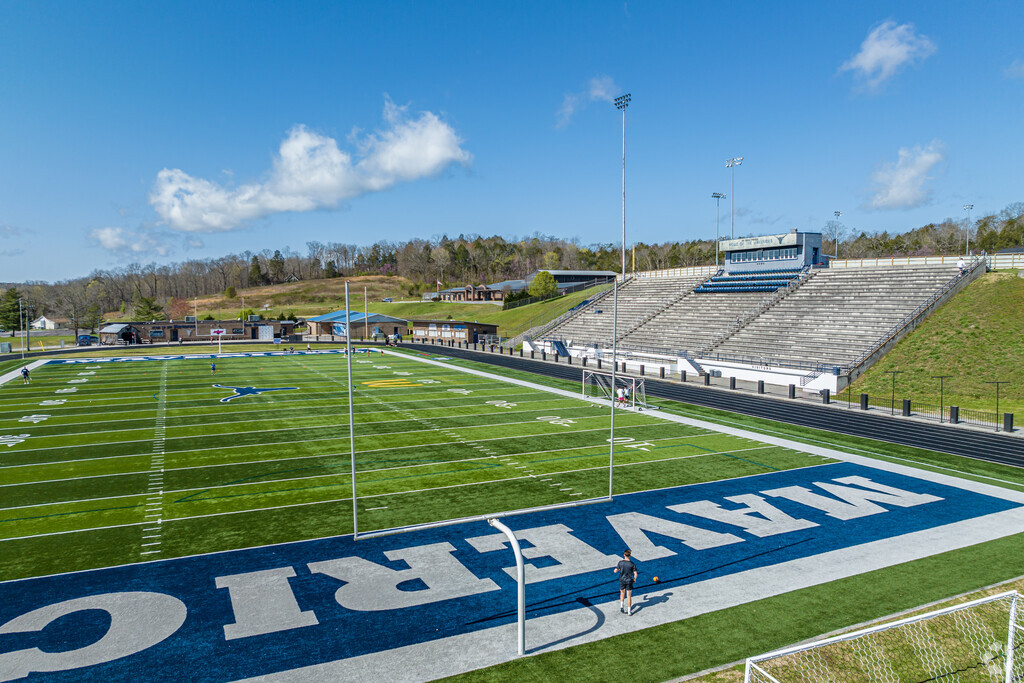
{"left": 680, "top": 370, "right": 687, "bottom": 382}
{"left": 757, "top": 380, "right": 764, "bottom": 394}
{"left": 704, "top": 373, "right": 711, "bottom": 386}
{"left": 861, "top": 393, "right": 869, "bottom": 410}
{"left": 822, "top": 388, "right": 830, "bottom": 404}
{"left": 639, "top": 364, "right": 645, "bottom": 376}
{"left": 950, "top": 406, "right": 959, "bottom": 424}
{"left": 596, "top": 358, "right": 601, "bottom": 369}
{"left": 541, "top": 351, "right": 546, "bottom": 361}
{"left": 519, "top": 349, "right": 523, "bottom": 357}
{"left": 788, "top": 384, "right": 796, "bottom": 399}
{"left": 582, "top": 357, "right": 587, "bottom": 367}
{"left": 531, "top": 351, "right": 535, "bottom": 359}
{"left": 902, "top": 399, "right": 911, "bottom": 417}
{"left": 729, "top": 377, "right": 736, "bottom": 390}
{"left": 659, "top": 367, "right": 665, "bottom": 379}
{"left": 1005, "top": 413, "right": 1014, "bottom": 433}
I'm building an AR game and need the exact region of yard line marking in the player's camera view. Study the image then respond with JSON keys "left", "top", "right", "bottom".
{"left": 365, "top": 506, "right": 388, "bottom": 511}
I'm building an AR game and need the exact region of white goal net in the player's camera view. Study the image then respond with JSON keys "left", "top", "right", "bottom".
{"left": 582, "top": 370, "right": 648, "bottom": 410}
{"left": 746, "top": 590, "right": 1024, "bottom": 683}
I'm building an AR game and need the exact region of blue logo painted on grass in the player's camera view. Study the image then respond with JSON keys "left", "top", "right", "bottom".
{"left": 0, "top": 463, "right": 1020, "bottom": 681}
{"left": 212, "top": 384, "right": 298, "bottom": 402}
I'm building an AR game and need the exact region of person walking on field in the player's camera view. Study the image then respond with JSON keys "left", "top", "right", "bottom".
{"left": 210, "top": 362, "right": 216, "bottom": 374}
{"left": 21, "top": 367, "right": 30, "bottom": 384}
{"left": 614, "top": 549, "right": 638, "bottom": 615}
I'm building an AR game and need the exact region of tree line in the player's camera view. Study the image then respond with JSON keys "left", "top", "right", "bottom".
{"left": 2, "top": 202, "right": 1021, "bottom": 338}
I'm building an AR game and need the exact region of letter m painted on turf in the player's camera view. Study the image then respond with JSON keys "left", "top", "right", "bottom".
{"left": 761, "top": 476, "right": 943, "bottom": 521}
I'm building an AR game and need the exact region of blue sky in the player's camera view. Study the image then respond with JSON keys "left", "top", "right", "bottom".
{"left": 1, "top": 1, "right": 1022, "bottom": 282}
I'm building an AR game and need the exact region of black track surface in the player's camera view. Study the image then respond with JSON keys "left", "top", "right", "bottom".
{"left": 406, "top": 343, "right": 1023, "bottom": 469}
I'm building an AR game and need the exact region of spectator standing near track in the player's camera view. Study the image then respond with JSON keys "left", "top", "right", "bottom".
{"left": 614, "top": 549, "right": 638, "bottom": 615}
{"left": 21, "top": 367, "right": 30, "bottom": 384}
{"left": 211, "top": 362, "right": 216, "bottom": 374}
{"left": 958, "top": 256, "right": 965, "bottom": 275}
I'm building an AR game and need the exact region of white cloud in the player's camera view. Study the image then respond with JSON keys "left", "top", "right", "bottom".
{"left": 89, "top": 226, "right": 171, "bottom": 256}
{"left": 868, "top": 141, "right": 945, "bottom": 210}
{"left": 0, "top": 224, "right": 21, "bottom": 238}
{"left": 149, "top": 98, "right": 472, "bottom": 233}
{"left": 840, "top": 20, "right": 936, "bottom": 92}
{"left": 557, "top": 76, "right": 620, "bottom": 128}
{"left": 1005, "top": 60, "right": 1024, "bottom": 79}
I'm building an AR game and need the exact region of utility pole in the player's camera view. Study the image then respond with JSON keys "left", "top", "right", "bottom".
{"left": 833, "top": 210, "right": 842, "bottom": 259}
{"left": 615, "top": 93, "right": 631, "bottom": 276}
{"left": 963, "top": 204, "right": 974, "bottom": 256}
{"left": 712, "top": 193, "right": 726, "bottom": 269}
{"left": 726, "top": 157, "right": 743, "bottom": 238}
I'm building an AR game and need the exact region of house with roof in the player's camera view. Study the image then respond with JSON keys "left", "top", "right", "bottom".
{"left": 430, "top": 270, "right": 617, "bottom": 302}
{"left": 30, "top": 315, "right": 69, "bottom": 330}
{"left": 304, "top": 310, "right": 408, "bottom": 339}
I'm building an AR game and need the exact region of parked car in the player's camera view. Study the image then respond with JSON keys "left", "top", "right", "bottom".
{"left": 77, "top": 335, "right": 99, "bottom": 346}
{"left": 381, "top": 297, "right": 393, "bottom": 303}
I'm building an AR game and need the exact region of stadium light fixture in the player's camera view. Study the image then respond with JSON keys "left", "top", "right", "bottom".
{"left": 615, "top": 93, "right": 631, "bottom": 277}
{"left": 833, "top": 211, "right": 842, "bottom": 260}
{"left": 963, "top": 204, "right": 974, "bottom": 256}
{"left": 712, "top": 193, "right": 727, "bottom": 268}
{"left": 726, "top": 157, "right": 743, "bottom": 238}
{"left": 932, "top": 375, "right": 953, "bottom": 423}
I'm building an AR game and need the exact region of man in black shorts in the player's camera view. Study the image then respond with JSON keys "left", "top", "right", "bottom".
{"left": 21, "top": 367, "right": 30, "bottom": 384}
{"left": 614, "top": 549, "right": 638, "bottom": 615}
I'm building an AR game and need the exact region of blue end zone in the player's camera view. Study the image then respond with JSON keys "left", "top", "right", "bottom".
{"left": 0, "top": 462, "right": 1019, "bottom": 681}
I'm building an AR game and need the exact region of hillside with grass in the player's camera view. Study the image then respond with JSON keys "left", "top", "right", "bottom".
{"left": 844, "top": 269, "right": 1024, "bottom": 415}
{"left": 134, "top": 276, "right": 608, "bottom": 341}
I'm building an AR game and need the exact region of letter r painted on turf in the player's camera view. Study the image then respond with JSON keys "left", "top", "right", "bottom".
{"left": 308, "top": 542, "right": 498, "bottom": 611}
{"left": 466, "top": 524, "right": 619, "bottom": 584}
{"left": 668, "top": 494, "right": 818, "bottom": 538}
{"left": 216, "top": 567, "right": 318, "bottom": 640}
{"left": 0, "top": 592, "right": 186, "bottom": 681}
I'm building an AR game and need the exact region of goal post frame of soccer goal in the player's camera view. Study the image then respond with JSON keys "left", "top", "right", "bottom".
{"left": 582, "top": 370, "right": 648, "bottom": 410}
{"left": 745, "top": 590, "right": 1023, "bottom": 683}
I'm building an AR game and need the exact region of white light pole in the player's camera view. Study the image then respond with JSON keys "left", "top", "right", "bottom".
{"left": 712, "top": 193, "right": 726, "bottom": 268}
{"left": 833, "top": 210, "right": 842, "bottom": 259}
{"left": 963, "top": 204, "right": 974, "bottom": 256}
{"left": 726, "top": 157, "right": 743, "bottom": 238}
{"left": 615, "top": 93, "right": 631, "bottom": 276}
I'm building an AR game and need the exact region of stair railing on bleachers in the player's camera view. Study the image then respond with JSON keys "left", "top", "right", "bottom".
{"left": 612, "top": 274, "right": 712, "bottom": 343}
{"left": 840, "top": 255, "right": 985, "bottom": 374}
{"left": 501, "top": 278, "right": 621, "bottom": 349}
{"left": 696, "top": 267, "right": 817, "bottom": 357}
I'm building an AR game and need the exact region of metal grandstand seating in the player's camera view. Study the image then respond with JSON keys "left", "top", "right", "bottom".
{"left": 693, "top": 267, "right": 803, "bottom": 293}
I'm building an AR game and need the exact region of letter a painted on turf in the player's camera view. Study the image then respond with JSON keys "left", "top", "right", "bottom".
{"left": 308, "top": 542, "right": 498, "bottom": 611}
{"left": 466, "top": 524, "right": 619, "bottom": 584}
{"left": 668, "top": 494, "right": 818, "bottom": 537}
{"left": 606, "top": 512, "right": 743, "bottom": 560}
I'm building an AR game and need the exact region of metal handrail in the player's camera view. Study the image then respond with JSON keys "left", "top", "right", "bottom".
{"left": 842, "top": 255, "right": 984, "bottom": 373}
{"left": 503, "top": 280, "right": 620, "bottom": 348}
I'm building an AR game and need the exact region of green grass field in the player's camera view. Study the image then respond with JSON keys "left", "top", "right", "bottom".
{"left": 0, "top": 347, "right": 825, "bottom": 582}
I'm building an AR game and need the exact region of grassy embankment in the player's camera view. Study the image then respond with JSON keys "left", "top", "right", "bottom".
{"left": 840, "top": 269, "right": 1024, "bottom": 415}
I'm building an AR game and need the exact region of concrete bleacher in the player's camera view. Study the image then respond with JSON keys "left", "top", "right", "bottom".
{"left": 545, "top": 275, "right": 706, "bottom": 346}
{"left": 619, "top": 290, "right": 767, "bottom": 352}
{"left": 708, "top": 264, "right": 961, "bottom": 368}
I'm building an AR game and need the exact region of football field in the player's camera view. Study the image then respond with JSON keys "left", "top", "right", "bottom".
{"left": 0, "top": 348, "right": 823, "bottom": 581}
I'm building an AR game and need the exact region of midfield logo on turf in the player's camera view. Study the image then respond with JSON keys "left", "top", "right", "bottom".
{"left": 212, "top": 385, "right": 299, "bottom": 403}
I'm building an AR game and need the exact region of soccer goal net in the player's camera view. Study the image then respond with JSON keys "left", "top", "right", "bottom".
{"left": 745, "top": 590, "right": 1024, "bottom": 683}
{"left": 581, "top": 370, "right": 648, "bottom": 410}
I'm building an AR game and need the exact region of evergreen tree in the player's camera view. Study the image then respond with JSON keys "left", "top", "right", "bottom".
{"left": 134, "top": 296, "right": 165, "bottom": 321}
{"left": 0, "top": 288, "right": 23, "bottom": 332}
{"left": 324, "top": 260, "right": 338, "bottom": 279}
{"left": 224, "top": 286, "right": 236, "bottom": 299}
{"left": 268, "top": 250, "right": 286, "bottom": 283}
{"left": 248, "top": 256, "right": 264, "bottom": 287}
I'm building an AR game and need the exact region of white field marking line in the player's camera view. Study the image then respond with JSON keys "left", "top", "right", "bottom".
{"left": 0, "top": 414, "right": 662, "bottom": 461}
{"left": 0, "top": 428, "right": 728, "bottom": 487}
{"left": 3, "top": 396, "right": 598, "bottom": 439}
{"left": 2, "top": 455, "right": 821, "bottom": 544}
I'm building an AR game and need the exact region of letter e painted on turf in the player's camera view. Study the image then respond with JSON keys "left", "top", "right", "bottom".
{"left": 216, "top": 567, "right": 318, "bottom": 640}
{"left": 668, "top": 494, "right": 818, "bottom": 537}
{"left": 466, "top": 524, "right": 619, "bottom": 584}
{"left": 605, "top": 512, "right": 743, "bottom": 560}
{"left": 762, "top": 476, "right": 943, "bottom": 521}
{"left": 0, "top": 592, "right": 186, "bottom": 682}
{"left": 308, "top": 542, "right": 498, "bottom": 611}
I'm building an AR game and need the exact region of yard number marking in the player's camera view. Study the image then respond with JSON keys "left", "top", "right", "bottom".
{"left": 67, "top": 379, "right": 88, "bottom": 384}
{"left": 0, "top": 434, "right": 30, "bottom": 448}
{"left": 606, "top": 436, "right": 656, "bottom": 451}
{"left": 77, "top": 371, "right": 95, "bottom": 376}
{"left": 56, "top": 388, "right": 78, "bottom": 394}
{"left": 536, "top": 415, "right": 576, "bottom": 427}
{"left": 19, "top": 415, "right": 50, "bottom": 424}
{"left": 486, "top": 400, "right": 517, "bottom": 409}
{"left": 447, "top": 388, "right": 473, "bottom": 395}
{"left": 373, "top": 366, "right": 391, "bottom": 369}
{"left": 40, "top": 400, "right": 66, "bottom": 406}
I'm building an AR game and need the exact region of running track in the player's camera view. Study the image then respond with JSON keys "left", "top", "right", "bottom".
{"left": 404, "top": 343, "right": 1024, "bottom": 468}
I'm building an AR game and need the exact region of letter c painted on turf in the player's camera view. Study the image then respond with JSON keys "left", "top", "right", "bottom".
{"left": 0, "top": 591, "right": 187, "bottom": 681}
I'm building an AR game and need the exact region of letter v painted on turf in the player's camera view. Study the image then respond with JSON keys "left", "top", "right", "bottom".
{"left": 668, "top": 494, "right": 818, "bottom": 537}
{"left": 308, "top": 542, "right": 498, "bottom": 611}
{"left": 216, "top": 567, "right": 318, "bottom": 640}
{"left": 605, "top": 512, "right": 743, "bottom": 561}
{"left": 761, "top": 476, "right": 943, "bottom": 521}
